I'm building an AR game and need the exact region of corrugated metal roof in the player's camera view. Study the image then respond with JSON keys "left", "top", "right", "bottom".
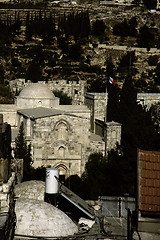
{"left": 138, "top": 150, "right": 160, "bottom": 212}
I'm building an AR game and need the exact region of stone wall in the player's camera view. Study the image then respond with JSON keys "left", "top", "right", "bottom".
{"left": 32, "top": 114, "right": 91, "bottom": 175}
{"left": 85, "top": 92, "right": 107, "bottom": 132}
{"left": 31, "top": 112, "right": 105, "bottom": 175}
{"left": 99, "top": 196, "right": 135, "bottom": 218}
{"left": 137, "top": 93, "right": 160, "bottom": 109}
{"left": 10, "top": 79, "right": 87, "bottom": 105}
{"left": 48, "top": 79, "right": 87, "bottom": 105}
{"left": 0, "top": 159, "right": 9, "bottom": 184}
{"left": 0, "top": 114, "right": 12, "bottom": 160}
{"left": 105, "top": 121, "right": 122, "bottom": 152}
{"left": 0, "top": 173, "right": 16, "bottom": 240}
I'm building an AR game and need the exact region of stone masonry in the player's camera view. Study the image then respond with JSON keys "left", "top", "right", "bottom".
{"left": 32, "top": 113, "right": 104, "bottom": 176}
{"left": 0, "top": 173, "right": 16, "bottom": 240}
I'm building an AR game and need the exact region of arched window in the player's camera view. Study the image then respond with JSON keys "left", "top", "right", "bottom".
{"left": 55, "top": 121, "right": 69, "bottom": 140}
{"left": 58, "top": 146, "right": 65, "bottom": 158}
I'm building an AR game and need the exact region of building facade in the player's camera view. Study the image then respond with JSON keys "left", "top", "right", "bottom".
{"left": 0, "top": 83, "right": 106, "bottom": 178}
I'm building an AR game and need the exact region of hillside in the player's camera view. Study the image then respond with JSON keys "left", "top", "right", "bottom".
{"left": 0, "top": 3, "right": 160, "bottom": 93}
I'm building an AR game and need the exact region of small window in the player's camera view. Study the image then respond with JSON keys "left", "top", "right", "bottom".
{"left": 75, "top": 89, "right": 78, "bottom": 94}
{"left": 58, "top": 146, "right": 65, "bottom": 158}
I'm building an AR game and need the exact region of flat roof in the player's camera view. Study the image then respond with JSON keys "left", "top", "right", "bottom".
{"left": 17, "top": 107, "right": 65, "bottom": 119}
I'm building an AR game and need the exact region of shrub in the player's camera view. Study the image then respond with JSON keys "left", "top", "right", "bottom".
{"left": 53, "top": 90, "right": 72, "bottom": 105}
{"left": 68, "top": 43, "right": 82, "bottom": 61}
{"left": 148, "top": 55, "right": 158, "bottom": 66}
{"left": 91, "top": 19, "right": 106, "bottom": 36}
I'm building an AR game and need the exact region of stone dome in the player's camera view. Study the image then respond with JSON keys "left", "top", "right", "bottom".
{"left": 14, "top": 180, "right": 45, "bottom": 201}
{"left": 19, "top": 83, "right": 55, "bottom": 99}
{"left": 15, "top": 198, "right": 78, "bottom": 237}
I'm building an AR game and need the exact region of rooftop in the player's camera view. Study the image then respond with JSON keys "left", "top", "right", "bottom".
{"left": 138, "top": 149, "right": 160, "bottom": 213}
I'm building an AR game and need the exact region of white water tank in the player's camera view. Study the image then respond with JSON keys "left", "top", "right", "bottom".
{"left": 45, "top": 168, "right": 59, "bottom": 194}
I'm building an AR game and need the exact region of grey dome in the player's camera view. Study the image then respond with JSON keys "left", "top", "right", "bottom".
{"left": 15, "top": 198, "right": 78, "bottom": 237}
{"left": 19, "top": 83, "right": 55, "bottom": 99}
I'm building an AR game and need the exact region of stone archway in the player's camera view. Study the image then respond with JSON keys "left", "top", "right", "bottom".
{"left": 54, "top": 163, "right": 69, "bottom": 182}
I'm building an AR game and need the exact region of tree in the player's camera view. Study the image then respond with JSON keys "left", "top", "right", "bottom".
{"left": 82, "top": 152, "right": 108, "bottom": 199}
{"left": 149, "top": 102, "right": 160, "bottom": 134}
{"left": 91, "top": 19, "right": 105, "bottom": 36}
{"left": 107, "top": 84, "right": 120, "bottom": 122}
{"left": 25, "top": 11, "right": 32, "bottom": 42}
{"left": 14, "top": 122, "right": 33, "bottom": 180}
{"left": 14, "top": 122, "right": 27, "bottom": 159}
{"left": 81, "top": 148, "right": 135, "bottom": 199}
{"left": 154, "top": 62, "right": 160, "bottom": 85}
{"left": 25, "top": 60, "right": 42, "bottom": 82}
{"left": 137, "top": 25, "right": 154, "bottom": 49}
{"left": 143, "top": 0, "right": 157, "bottom": 9}
{"left": 117, "top": 51, "right": 136, "bottom": 79}
{"left": 0, "top": 64, "right": 5, "bottom": 84}
{"left": 116, "top": 77, "right": 160, "bottom": 196}
{"left": 0, "top": 84, "right": 14, "bottom": 104}
{"left": 105, "top": 57, "right": 115, "bottom": 77}
{"left": 53, "top": 90, "right": 72, "bottom": 105}
{"left": 68, "top": 43, "right": 82, "bottom": 61}
{"left": 113, "top": 19, "right": 130, "bottom": 37}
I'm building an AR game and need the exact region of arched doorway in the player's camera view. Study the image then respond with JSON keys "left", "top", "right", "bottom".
{"left": 54, "top": 163, "right": 69, "bottom": 183}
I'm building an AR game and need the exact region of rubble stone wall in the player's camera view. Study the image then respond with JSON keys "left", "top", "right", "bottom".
{"left": 0, "top": 173, "right": 16, "bottom": 240}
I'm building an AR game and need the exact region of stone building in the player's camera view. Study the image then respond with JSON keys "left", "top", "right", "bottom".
{"left": 10, "top": 78, "right": 87, "bottom": 105}
{"left": 3, "top": 78, "right": 160, "bottom": 179}
{"left": 137, "top": 93, "right": 160, "bottom": 109}
{"left": 0, "top": 83, "right": 106, "bottom": 178}
{"left": 0, "top": 115, "right": 16, "bottom": 240}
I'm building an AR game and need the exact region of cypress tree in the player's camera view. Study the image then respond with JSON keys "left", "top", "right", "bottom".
{"left": 25, "top": 11, "right": 32, "bottom": 41}
{"left": 14, "top": 122, "right": 33, "bottom": 180}
{"left": 14, "top": 122, "right": 28, "bottom": 159}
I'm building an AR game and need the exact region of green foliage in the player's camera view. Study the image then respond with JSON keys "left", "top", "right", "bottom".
{"left": 91, "top": 19, "right": 106, "bottom": 36}
{"left": 25, "top": 60, "right": 42, "bottom": 82}
{"left": 107, "top": 84, "right": 120, "bottom": 122}
{"left": 82, "top": 152, "right": 108, "bottom": 199}
{"left": 117, "top": 51, "right": 136, "bottom": 78}
{"left": 105, "top": 57, "right": 116, "bottom": 77}
{"left": 25, "top": 11, "right": 32, "bottom": 42}
{"left": 14, "top": 122, "right": 33, "bottom": 181}
{"left": 88, "top": 77, "right": 106, "bottom": 93}
{"left": 64, "top": 175, "right": 85, "bottom": 198}
{"left": 0, "top": 65, "right": 5, "bottom": 84}
{"left": 118, "top": 78, "right": 137, "bottom": 123}
{"left": 137, "top": 25, "right": 154, "bottom": 49}
{"left": 113, "top": 18, "right": 137, "bottom": 37}
{"left": 14, "top": 123, "right": 27, "bottom": 159}
{"left": 0, "top": 84, "right": 14, "bottom": 103}
{"left": 53, "top": 90, "right": 72, "bottom": 105}
{"left": 148, "top": 55, "right": 158, "bottom": 66}
{"left": 81, "top": 147, "right": 136, "bottom": 199}
{"left": 31, "top": 166, "right": 46, "bottom": 181}
{"left": 68, "top": 43, "right": 82, "bottom": 61}
{"left": 143, "top": 0, "right": 157, "bottom": 9}
{"left": 154, "top": 62, "right": 160, "bottom": 85}
{"left": 149, "top": 102, "right": 160, "bottom": 134}
{"left": 24, "top": 10, "right": 90, "bottom": 43}
{"left": 0, "top": 12, "right": 22, "bottom": 44}
{"left": 57, "top": 37, "right": 69, "bottom": 54}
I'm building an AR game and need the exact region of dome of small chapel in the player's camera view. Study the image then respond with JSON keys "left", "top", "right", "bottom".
{"left": 19, "top": 83, "right": 55, "bottom": 99}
